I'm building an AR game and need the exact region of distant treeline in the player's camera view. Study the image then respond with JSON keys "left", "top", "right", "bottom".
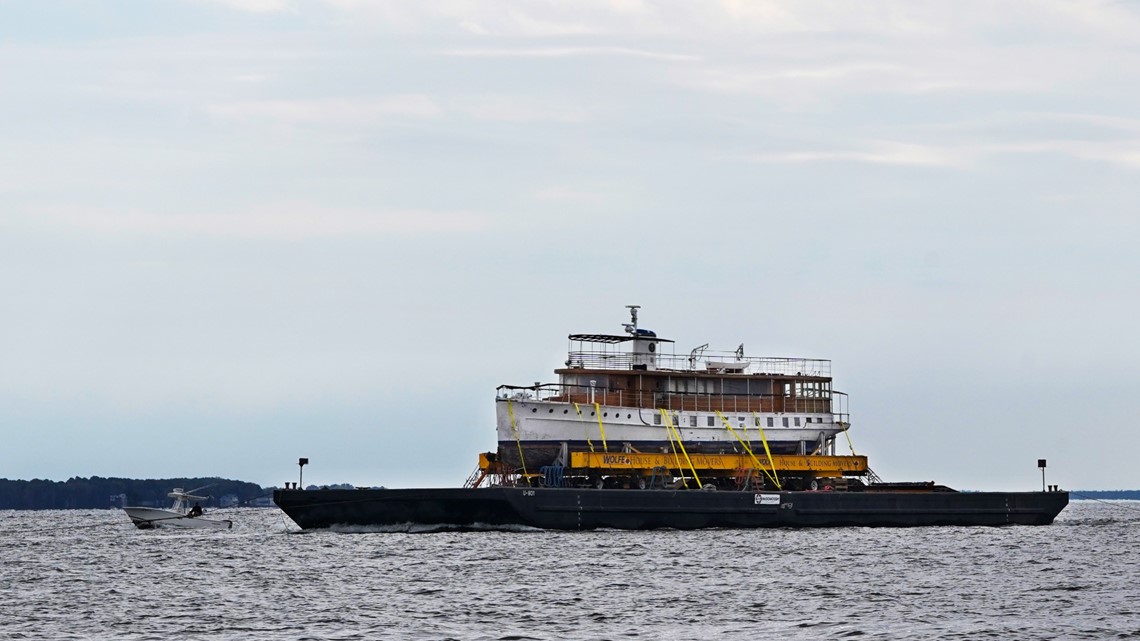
{"left": 0, "top": 477, "right": 272, "bottom": 510}
{"left": 1071, "top": 490, "right": 1140, "bottom": 500}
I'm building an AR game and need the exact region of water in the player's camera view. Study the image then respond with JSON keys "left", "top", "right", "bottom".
{"left": 2, "top": 501, "right": 1138, "bottom": 640}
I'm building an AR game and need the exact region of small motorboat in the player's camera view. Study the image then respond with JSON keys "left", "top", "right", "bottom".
{"left": 123, "top": 487, "right": 232, "bottom": 530}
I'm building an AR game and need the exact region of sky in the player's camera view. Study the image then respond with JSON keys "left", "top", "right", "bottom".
{"left": 2, "top": 0, "right": 1138, "bottom": 492}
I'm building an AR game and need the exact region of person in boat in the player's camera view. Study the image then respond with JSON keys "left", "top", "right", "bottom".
{"left": 188, "top": 502, "right": 203, "bottom": 518}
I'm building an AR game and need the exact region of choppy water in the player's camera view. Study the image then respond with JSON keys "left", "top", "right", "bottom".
{"left": 2, "top": 500, "right": 1138, "bottom": 640}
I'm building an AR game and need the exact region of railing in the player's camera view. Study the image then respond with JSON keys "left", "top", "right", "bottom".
{"left": 497, "top": 383, "right": 840, "bottom": 416}
{"left": 564, "top": 350, "right": 830, "bottom": 377}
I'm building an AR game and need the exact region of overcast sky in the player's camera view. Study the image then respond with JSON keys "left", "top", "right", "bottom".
{"left": 2, "top": 1, "right": 1138, "bottom": 492}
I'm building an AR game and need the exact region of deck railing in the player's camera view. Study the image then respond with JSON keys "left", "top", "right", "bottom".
{"left": 497, "top": 383, "right": 847, "bottom": 421}
{"left": 564, "top": 351, "right": 830, "bottom": 377}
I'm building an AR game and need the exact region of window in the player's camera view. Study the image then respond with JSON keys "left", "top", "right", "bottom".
{"left": 767, "top": 417, "right": 774, "bottom": 428}
{"left": 654, "top": 414, "right": 662, "bottom": 425}
{"left": 782, "top": 417, "right": 789, "bottom": 427}
{"left": 794, "top": 417, "right": 801, "bottom": 426}
{"left": 707, "top": 416, "right": 715, "bottom": 427}
{"left": 690, "top": 415, "right": 697, "bottom": 427}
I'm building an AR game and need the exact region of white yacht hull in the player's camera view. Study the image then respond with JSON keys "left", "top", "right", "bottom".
{"left": 497, "top": 400, "right": 843, "bottom": 450}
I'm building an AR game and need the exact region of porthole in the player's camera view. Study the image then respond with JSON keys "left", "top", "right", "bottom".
{"left": 604, "top": 412, "right": 608, "bottom": 417}
{"left": 549, "top": 409, "right": 554, "bottom": 413}
{"left": 591, "top": 411, "right": 596, "bottom": 416}
{"left": 648, "top": 342, "right": 656, "bottom": 353}
{"left": 564, "top": 409, "right": 568, "bottom": 414}
{"left": 532, "top": 408, "right": 537, "bottom": 413}
{"left": 627, "top": 414, "right": 631, "bottom": 419}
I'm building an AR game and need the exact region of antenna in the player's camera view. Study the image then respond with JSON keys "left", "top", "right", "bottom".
{"left": 299, "top": 457, "right": 309, "bottom": 489}
{"left": 623, "top": 305, "right": 640, "bottom": 334}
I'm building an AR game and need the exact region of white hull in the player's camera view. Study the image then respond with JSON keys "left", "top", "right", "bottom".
{"left": 497, "top": 400, "right": 843, "bottom": 450}
{"left": 123, "top": 507, "right": 232, "bottom": 530}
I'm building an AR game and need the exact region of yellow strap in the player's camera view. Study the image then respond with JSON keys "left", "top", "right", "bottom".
{"left": 573, "top": 403, "right": 594, "bottom": 453}
{"left": 660, "top": 411, "right": 688, "bottom": 487}
{"left": 751, "top": 412, "right": 782, "bottom": 489}
{"left": 506, "top": 400, "right": 529, "bottom": 478}
{"left": 661, "top": 410, "right": 701, "bottom": 487}
{"left": 594, "top": 402, "right": 608, "bottom": 452}
{"left": 739, "top": 415, "right": 776, "bottom": 487}
{"left": 662, "top": 414, "right": 688, "bottom": 488}
{"left": 841, "top": 421, "right": 857, "bottom": 455}
{"left": 718, "top": 411, "right": 780, "bottom": 489}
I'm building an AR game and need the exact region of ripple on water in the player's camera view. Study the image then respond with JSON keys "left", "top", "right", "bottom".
{"left": 1, "top": 501, "right": 1138, "bottom": 640}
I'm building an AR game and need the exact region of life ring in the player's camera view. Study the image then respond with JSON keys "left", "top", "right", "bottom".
{"left": 809, "top": 479, "right": 819, "bottom": 491}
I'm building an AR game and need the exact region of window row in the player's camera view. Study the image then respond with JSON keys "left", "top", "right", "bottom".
{"left": 652, "top": 414, "right": 826, "bottom": 427}
{"left": 525, "top": 405, "right": 827, "bottom": 427}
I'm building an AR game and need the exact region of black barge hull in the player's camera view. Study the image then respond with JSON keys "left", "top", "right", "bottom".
{"left": 273, "top": 487, "right": 1069, "bottom": 531}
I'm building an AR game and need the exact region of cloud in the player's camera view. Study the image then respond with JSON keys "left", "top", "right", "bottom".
{"left": 923, "top": 112, "right": 1140, "bottom": 138}
{"left": 748, "top": 141, "right": 969, "bottom": 168}
{"left": 438, "top": 46, "right": 700, "bottom": 62}
{"left": 533, "top": 186, "right": 610, "bottom": 203}
{"left": 208, "top": 93, "right": 597, "bottom": 128}
{"left": 231, "top": 1, "right": 1140, "bottom": 42}
{"left": 191, "top": 0, "right": 299, "bottom": 13}
{"left": 207, "top": 95, "right": 443, "bottom": 127}
{"left": 455, "top": 96, "right": 592, "bottom": 123}
{"left": 15, "top": 204, "right": 490, "bottom": 240}
{"left": 988, "top": 140, "right": 1140, "bottom": 169}
{"left": 674, "top": 61, "right": 919, "bottom": 99}
{"left": 458, "top": 20, "right": 490, "bottom": 36}
{"left": 745, "top": 136, "right": 1140, "bottom": 171}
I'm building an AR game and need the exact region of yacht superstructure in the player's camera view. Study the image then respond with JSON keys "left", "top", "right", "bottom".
{"left": 494, "top": 306, "right": 849, "bottom": 483}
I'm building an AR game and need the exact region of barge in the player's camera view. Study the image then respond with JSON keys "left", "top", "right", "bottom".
{"left": 274, "top": 306, "right": 1068, "bottom": 530}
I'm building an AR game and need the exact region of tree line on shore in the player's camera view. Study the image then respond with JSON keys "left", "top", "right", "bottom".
{"left": 1072, "top": 490, "right": 1140, "bottom": 500}
{"left": 0, "top": 476, "right": 273, "bottom": 510}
